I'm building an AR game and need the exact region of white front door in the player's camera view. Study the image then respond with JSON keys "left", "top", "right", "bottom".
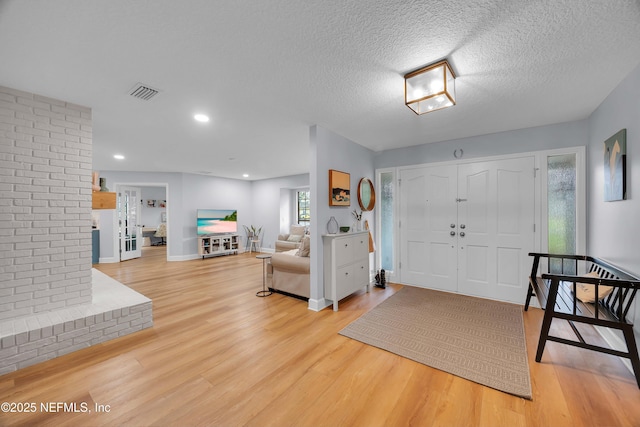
{"left": 399, "top": 165, "right": 457, "bottom": 292}
{"left": 457, "top": 157, "right": 535, "bottom": 302}
{"left": 119, "top": 186, "right": 142, "bottom": 261}
{"left": 398, "top": 156, "right": 535, "bottom": 303}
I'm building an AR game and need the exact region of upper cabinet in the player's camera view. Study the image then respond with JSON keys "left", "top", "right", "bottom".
{"left": 92, "top": 191, "right": 116, "bottom": 209}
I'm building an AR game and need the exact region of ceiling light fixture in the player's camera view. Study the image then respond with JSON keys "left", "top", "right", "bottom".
{"left": 194, "top": 114, "right": 210, "bottom": 123}
{"left": 113, "top": 154, "right": 125, "bottom": 160}
{"left": 404, "top": 59, "right": 456, "bottom": 115}
{"left": 243, "top": 174, "right": 249, "bottom": 178}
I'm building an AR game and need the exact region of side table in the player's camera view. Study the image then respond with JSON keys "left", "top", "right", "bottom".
{"left": 256, "top": 254, "right": 272, "bottom": 297}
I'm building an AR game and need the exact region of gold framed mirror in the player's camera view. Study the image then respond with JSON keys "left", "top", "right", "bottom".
{"left": 357, "top": 177, "right": 375, "bottom": 211}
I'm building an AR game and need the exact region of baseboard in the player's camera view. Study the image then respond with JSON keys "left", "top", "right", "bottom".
{"left": 308, "top": 298, "right": 331, "bottom": 312}
{"left": 595, "top": 325, "right": 634, "bottom": 374}
{"left": 98, "top": 256, "right": 119, "bottom": 264}
{"left": 168, "top": 254, "right": 201, "bottom": 261}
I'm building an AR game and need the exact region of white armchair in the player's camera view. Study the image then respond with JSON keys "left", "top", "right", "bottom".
{"left": 275, "top": 224, "right": 306, "bottom": 252}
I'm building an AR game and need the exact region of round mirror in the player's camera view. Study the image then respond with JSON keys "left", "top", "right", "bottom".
{"left": 357, "top": 178, "right": 375, "bottom": 211}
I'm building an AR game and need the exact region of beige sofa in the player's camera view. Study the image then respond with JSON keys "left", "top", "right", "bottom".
{"left": 275, "top": 224, "right": 306, "bottom": 252}
{"left": 270, "top": 236, "right": 310, "bottom": 299}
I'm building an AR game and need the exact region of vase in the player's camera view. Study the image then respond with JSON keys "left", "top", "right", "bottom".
{"left": 99, "top": 177, "right": 109, "bottom": 192}
{"left": 327, "top": 216, "right": 338, "bottom": 234}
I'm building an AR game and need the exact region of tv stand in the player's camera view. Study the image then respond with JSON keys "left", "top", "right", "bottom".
{"left": 198, "top": 234, "right": 239, "bottom": 259}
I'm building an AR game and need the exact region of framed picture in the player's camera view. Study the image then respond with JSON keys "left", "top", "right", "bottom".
{"left": 158, "top": 200, "right": 167, "bottom": 208}
{"left": 329, "top": 169, "right": 350, "bottom": 206}
{"left": 604, "top": 129, "right": 626, "bottom": 202}
{"left": 146, "top": 199, "right": 156, "bottom": 207}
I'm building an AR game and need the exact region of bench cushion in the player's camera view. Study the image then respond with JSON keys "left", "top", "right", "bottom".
{"left": 576, "top": 271, "right": 614, "bottom": 303}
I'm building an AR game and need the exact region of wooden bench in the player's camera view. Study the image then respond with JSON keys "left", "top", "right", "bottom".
{"left": 524, "top": 252, "right": 640, "bottom": 387}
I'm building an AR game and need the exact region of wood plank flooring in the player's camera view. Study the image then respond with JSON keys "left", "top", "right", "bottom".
{"left": 2, "top": 246, "right": 640, "bottom": 426}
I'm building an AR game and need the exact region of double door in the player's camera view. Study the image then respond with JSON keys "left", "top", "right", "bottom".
{"left": 399, "top": 156, "right": 535, "bottom": 303}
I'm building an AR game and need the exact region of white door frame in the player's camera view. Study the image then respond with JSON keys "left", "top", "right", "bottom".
{"left": 113, "top": 182, "right": 170, "bottom": 261}
{"left": 376, "top": 146, "right": 586, "bottom": 299}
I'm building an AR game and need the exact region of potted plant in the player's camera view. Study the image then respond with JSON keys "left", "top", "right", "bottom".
{"left": 243, "top": 225, "right": 262, "bottom": 240}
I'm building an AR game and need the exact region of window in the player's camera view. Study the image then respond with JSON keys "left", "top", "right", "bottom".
{"left": 547, "top": 153, "right": 577, "bottom": 274}
{"left": 297, "top": 190, "right": 310, "bottom": 226}
{"left": 379, "top": 170, "right": 394, "bottom": 272}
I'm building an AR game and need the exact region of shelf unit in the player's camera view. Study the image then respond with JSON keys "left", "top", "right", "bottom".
{"left": 198, "top": 234, "right": 240, "bottom": 259}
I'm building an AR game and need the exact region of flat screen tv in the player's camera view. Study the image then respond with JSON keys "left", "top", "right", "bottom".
{"left": 197, "top": 209, "right": 237, "bottom": 235}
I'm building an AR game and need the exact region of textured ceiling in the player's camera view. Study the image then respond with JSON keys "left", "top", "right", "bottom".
{"left": 1, "top": 0, "right": 640, "bottom": 180}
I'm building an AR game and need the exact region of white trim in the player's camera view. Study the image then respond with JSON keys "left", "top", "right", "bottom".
{"left": 537, "top": 146, "right": 587, "bottom": 258}
{"left": 114, "top": 182, "right": 170, "bottom": 262}
{"left": 595, "top": 326, "right": 634, "bottom": 374}
{"left": 375, "top": 167, "right": 398, "bottom": 281}
{"left": 308, "top": 298, "right": 330, "bottom": 312}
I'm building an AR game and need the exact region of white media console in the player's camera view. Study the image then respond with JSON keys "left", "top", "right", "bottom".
{"left": 198, "top": 234, "right": 240, "bottom": 259}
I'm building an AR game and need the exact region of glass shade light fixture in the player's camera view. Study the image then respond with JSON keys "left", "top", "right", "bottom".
{"left": 404, "top": 59, "right": 456, "bottom": 115}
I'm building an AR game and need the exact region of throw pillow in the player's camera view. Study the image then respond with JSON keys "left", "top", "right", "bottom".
{"left": 296, "top": 235, "right": 310, "bottom": 257}
{"left": 575, "top": 271, "right": 614, "bottom": 303}
{"left": 286, "top": 234, "right": 303, "bottom": 242}
{"left": 290, "top": 225, "right": 305, "bottom": 236}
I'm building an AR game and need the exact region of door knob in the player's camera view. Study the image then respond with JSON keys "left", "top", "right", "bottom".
{"left": 450, "top": 223, "right": 456, "bottom": 228}
{"left": 460, "top": 224, "right": 466, "bottom": 229}
{"left": 460, "top": 232, "right": 466, "bottom": 237}
{"left": 450, "top": 231, "right": 456, "bottom": 236}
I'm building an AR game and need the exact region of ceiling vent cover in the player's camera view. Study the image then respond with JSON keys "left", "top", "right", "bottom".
{"left": 128, "top": 83, "right": 160, "bottom": 101}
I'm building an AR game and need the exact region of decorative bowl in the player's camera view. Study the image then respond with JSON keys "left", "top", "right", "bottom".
{"left": 339, "top": 226, "right": 350, "bottom": 232}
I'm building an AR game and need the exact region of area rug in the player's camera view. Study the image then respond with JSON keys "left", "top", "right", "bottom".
{"left": 339, "top": 286, "right": 532, "bottom": 399}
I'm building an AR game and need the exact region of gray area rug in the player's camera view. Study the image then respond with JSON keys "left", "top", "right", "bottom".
{"left": 340, "top": 286, "right": 532, "bottom": 399}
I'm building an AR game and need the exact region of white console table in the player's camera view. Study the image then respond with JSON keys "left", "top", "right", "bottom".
{"left": 323, "top": 231, "right": 370, "bottom": 311}
{"left": 198, "top": 234, "right": 240, "bottom": 258}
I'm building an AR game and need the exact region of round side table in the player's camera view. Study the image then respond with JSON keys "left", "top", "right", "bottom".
{"left": 256, "top": 254, "right": 272, "bottom": 297}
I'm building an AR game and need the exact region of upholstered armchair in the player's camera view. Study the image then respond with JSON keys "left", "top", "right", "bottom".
{"left": 270, "top": 235, "right": 310, "bottom": 298}
{"left": 275, "top": 224, "right": 306, "bottom": 252}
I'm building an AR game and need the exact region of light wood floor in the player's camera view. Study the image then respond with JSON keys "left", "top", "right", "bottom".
{"left": 2, "top": 246, "right": 640, "bottom": 427}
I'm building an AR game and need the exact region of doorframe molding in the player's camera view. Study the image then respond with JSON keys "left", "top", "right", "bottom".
{"left": 113, "top": 182, "right": 170, "bottom": 262}
{"left": 375, "top": 145, "right": 587, "bottom": 286}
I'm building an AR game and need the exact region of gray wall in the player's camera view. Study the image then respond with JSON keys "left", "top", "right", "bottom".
{"left": 375, "top": 119, "right": 589, "bottom": 169}
{"left": 587, "top": 62, "right": 640, "bottom": 328}
{"left": 140, "top": 186, "right": 167, "bottom": 228}
{"left": 98, "top": 171, "right": 251, "bottom": 260}
{"left": 97, "top": 171, "right": 309, "bottom": 260}
{"left": 310, "top": 125, "right": 375, "bottom": 309}
{"left": 250, "top": 174, "right": 309, "bottom": 250}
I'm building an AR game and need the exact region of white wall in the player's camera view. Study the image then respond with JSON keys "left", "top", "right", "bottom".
{"left": 375, "top": 119, "right": 589, "bottom": 169}
{"left": 309, "top": 125, "right": 375, "bottom": 310}
{"left": 97, "top": 171, "right": 252, "bottom": 260}
{"left": 0, "top": 86, "right": 93, "bottom": 319}
{"left": 250, "top": 174, "right": 309, "bottom": 250}
{"left": 140, "top": 186, "right": 167, "bottom": 228}
{"left": 587, "top": 62, "right": 640, "bottom": 329}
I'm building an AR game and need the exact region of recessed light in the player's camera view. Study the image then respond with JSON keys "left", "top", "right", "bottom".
{"left": 243, "top": 174, "right": 249, "bottom": 178}
{"left": 194, "top": 114, "right": 210, "bottom": 123}
{"left": 113, "top": 154, "right": 125, "bottom": 160}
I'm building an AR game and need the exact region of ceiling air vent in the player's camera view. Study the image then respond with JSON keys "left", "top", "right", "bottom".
{"left": 128, "top": 83, "right": 160, "bottom": 101}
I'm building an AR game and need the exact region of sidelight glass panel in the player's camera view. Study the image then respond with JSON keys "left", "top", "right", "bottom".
{"left": 380, "top": 171, "right": 394, "bottom": 271}
{"left": 548, "top": 154, "right": 576, "bottom": 274}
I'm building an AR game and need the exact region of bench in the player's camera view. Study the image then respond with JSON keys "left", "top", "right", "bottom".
{"left": 524, "top": 252, "right": 640, "bottom": 387}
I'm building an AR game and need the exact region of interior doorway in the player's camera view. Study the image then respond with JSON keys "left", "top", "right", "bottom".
{"left": 114, "top": 183, "right": 169, "bottom": 261}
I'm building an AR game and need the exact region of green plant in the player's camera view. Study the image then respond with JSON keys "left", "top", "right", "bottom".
{"left": 243, "top": 224, "right": 262, "bottom": 239}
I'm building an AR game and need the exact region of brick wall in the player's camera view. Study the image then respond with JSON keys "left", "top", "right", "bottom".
{"left": 0, "top": 86, "right": 93, "bottom": 321}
